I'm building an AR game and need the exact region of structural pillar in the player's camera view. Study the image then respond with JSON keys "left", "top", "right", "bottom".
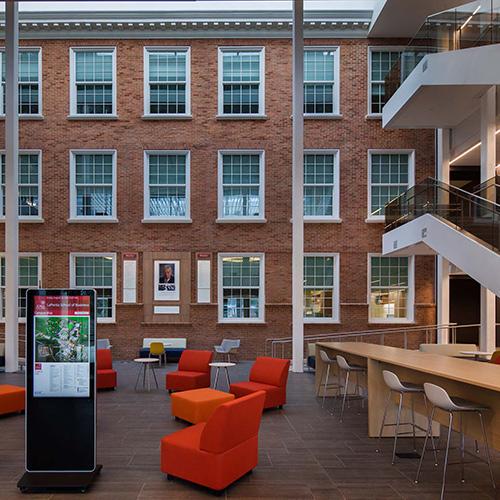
{"left": 479, "top": 86, "right": 496, "bottom": 352}
{"left": 4, "top": 1, "right": 19, "bottom": 373}
{"left": 291, "top": 0, "right": 304, "bottom": 372}
{"left": 436, "top": 129, "right": 450, "bottom": 343}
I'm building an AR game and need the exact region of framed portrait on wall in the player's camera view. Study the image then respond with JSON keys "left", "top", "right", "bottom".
{"left": 154, "top": 260, "right": 180, "bottom": 301}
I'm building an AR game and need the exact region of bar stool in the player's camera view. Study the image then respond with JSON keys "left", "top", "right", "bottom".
{"left": 376, "top": 370, "right": 436, "bottom": 465}
{"left": 318, "top": 350, "right": 340, "bottom": 408}
{"left": 336, "top": 355, "right": 366, "bottom": 422}
{"left": 415, "top": 383, "right": 496, "bottom": 500}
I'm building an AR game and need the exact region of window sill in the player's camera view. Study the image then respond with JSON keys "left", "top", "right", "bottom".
{"left": 142, "top": 218, "right": 192, "bottom": 224}
{"left": 217, "top": 321, "right": 266, "bottom": 325}
{"left": 142, "top": 114, "right": 192, "bottom": 121}
{"left": 67, "top": 115, "right": 118, "bottom": 121}
{"left": 304, "top": 114, "right": 342, "bottom": 120}
{"left": 216, "top": 218, "right": 267, "bottom": 224}
{"left": 304, "top": 319, "right": 340, "bottom": 324}
{"left": 304, "top": 218, "right": 342, "bottom": 224}
{"left": 366, "top": 114, "right": 382, "bottom": 121}
{"left": 216, "top": 114, "right": 268, "bottom": 121}
{"left": 365, "top": 217, "right": 386, "bottom": 224}
{"left": 368, "top": 319, "right": 415, "bottom": 325}
{"left": 0, "top": 114, "right": 44, "bottom": 121}
{"left": 0, "top": 217, "right": 44, "bottom": 223}
{"left": 67, "top": 218, "right": 119, "bottom": 223}
{"left": 97, "top": 320, "right": 116, "bottom": 324}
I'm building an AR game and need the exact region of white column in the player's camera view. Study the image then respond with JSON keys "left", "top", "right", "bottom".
{"left": 436, "top": 129, "right": 451, "bottom": 343}
{"left": 4, "top": 1, "right": 19, "bottom": 373}
{"left": 291, "top": 0, "right": 304, "bottom": 372}
{"left": 479, "top": 86, "right": 496, "bottom": 352}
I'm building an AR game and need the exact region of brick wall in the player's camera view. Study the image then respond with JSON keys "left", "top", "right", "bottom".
{"left": 0, "top": 36, "right": 436, "bottom": 360}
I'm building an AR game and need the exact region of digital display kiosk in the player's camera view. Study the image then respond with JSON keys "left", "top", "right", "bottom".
{"left": 18, "top": 289, "right": 101, "bottom": 493}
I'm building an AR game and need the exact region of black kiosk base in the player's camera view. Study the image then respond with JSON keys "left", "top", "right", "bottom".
{"left": 17, "top": 465, "right": 102, "bottom": 494}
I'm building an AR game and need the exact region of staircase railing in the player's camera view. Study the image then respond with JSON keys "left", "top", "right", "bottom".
{"left": 385, "top": 177, "right": 500, "bottom": 253}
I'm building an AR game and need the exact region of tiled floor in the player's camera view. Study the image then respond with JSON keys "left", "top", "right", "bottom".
{"left": 0, "top": 361, "right": 498, "bottom": 499}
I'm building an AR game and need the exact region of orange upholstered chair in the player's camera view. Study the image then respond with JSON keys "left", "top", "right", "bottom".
{"left": 490, "top": 350, "right": 500, "bottom": 364}
{"left": 230, "top": 357, "right": 290, "bottom": 409}
{"left": 161, "top": 390, "right": 265, "bottom": 492}
{"left": 0, "top": 385, "right": 25, "bottom": 416}
{"left": 166, "top": 349, "right": 213, "bottom": 392}
{"left": 96, "top": 348, "right": 117, "bottom": 390}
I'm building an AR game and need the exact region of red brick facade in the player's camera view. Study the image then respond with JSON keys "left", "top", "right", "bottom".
{"left": 0, "top": 36, "right": 436, "bottom": 359}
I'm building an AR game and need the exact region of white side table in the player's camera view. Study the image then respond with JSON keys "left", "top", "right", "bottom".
{"left": 459, "top": 351, "right": 492, "bottom": 361}
{"left": 209, "top": 362, "right": 236, "bottom": 390}
{"left": 134, "top": 358, "right": 159, "bottom": 391}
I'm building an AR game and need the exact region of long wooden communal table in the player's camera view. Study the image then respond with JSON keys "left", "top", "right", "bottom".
{"left": 316, "top": 342, "right": 500, "bottom": 449}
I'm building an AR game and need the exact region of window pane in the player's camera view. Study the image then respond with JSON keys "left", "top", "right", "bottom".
{"left": 304, "top": 50, "right": 335, "bottom": 114}
{"left": 303, "top": 256, "right": 335, "bottom": 319}
{"left": 370, "top": 51, "right": 401, "bottom": 114}
{"left": 304, "top": 154, "right": 335, "bottom": 216}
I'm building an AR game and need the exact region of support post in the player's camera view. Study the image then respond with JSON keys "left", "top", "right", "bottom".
{"left": 479, "top": 87, "right": 496, "bottom": 352}
{"left": 436, "top": 129, "right": 450, "bottom": 344}
{"left": 291, "top": 0, "right": 304, "bottom": 372}
{"left": 4, "top": 1, "right": 19, "bottom": 373}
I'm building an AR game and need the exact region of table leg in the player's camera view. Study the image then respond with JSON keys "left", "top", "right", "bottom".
{"left": 143, "top": 363, "right": 147, "bottom": 389}
{"left": 214, "top": 367, "right": 220, "bottom": 389}
{"left": 224, "top": 367, "right": 231, "bottom": 389}
{"left": 147, "top": 364, "right": 151, "bottom": 392}
{"left": 134, "top": 364, "right": 142, "bottom": 391}
{"left": 152, "top": 364, "right": 159, "bottom": 389}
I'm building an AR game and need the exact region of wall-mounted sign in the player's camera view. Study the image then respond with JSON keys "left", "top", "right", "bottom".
{"left": 154, "top": 260, "right": 180, "bottom": 301}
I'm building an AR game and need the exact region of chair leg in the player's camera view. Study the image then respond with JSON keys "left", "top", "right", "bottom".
{"left": 376, "top": 390, "right": 392, "bottom": 453}
{"left": 411, "top": 395, "right": 417, "bottom": 452}
{"left": 459, "top": 413, "right": 465, "bottom": 483}
{"left": 440, "top": 412, "right": 454, "bottom": 500}
{"left": 423, "top": 395, "right": 438, "bottom": 465}
{"left": 392, "top": 392, "right": 403, "bottom": 465}
{"left": 322, "top": 364, "right": 330, "bottom": 408}
{"left": 415, "top": 406, "right": 435, "bottom": 484}
{"left": 478, "top": 411, "right": 496, "bottom": 490}
{"left": 339, "top": 370, "right": 350, "bottom": 423}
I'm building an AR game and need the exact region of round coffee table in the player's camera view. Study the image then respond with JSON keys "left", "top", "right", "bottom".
{"left": 134, "top": 358, "right": 159, "bottom": 391}
{"left": 209, "top": 362, "right": 236, "bottom": 390}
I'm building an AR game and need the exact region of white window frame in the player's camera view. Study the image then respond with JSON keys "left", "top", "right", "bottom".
{"left": 0, "top": 252, "right": 41, "bottom": 322}
{"left": 143, "top": 150, "right": 191, "bottom": 222}
{"left": 69, "top": 149, "right": 117, "bottom": 222}
{"left": 367, "top": 149, "right": 415, "bottom": 223}
{"left": 143, "top": 46, "right": 191, "bottom": 118}
{"left": 69, "top": 47, "right": 117, "bottom": 118}
{"left": 367, "top": 47, "right": 404, "bottom": 118}
{"left": 217, "top": 46, "right": 265, "bottom": 118}
{"left": 304, "top": 46, "right": 340, "bottom": 117}
{"left": 367, "top": 253, "right": 414, "bottom": 324}
{"left": 217, "top": 149, "right": 265, "bottom": 222}
{"left": 304, "top": 149, "right": 340, "bottom": 222}
{"left": 70, "top": 252, "right": 117, "bottom": 323}
{"left": 0, "top": 47, "right": 42, "bottom": 117}
{"left": 218, "top": 252, "right": 265, "bottom": 324}
{"left": 304, "top": 253, "right": 340, "bottom": 324}
{"left": 0, "top": 149, "right": 42, "bottom": 221}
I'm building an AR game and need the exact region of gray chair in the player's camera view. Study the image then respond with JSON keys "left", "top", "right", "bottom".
{"left": 214, "top": 339, "right": 240, "bottom": 363}
{"left": 318, "top": 350, "right": 340, "bottom": 408}
{"left": 336, "top": 355, "right": 366, "bottom": 422}
{"left": 415, "top": 382, "right": 496, "bottom": 500}
{"left": 376, "top": 370, "right": 436, "bottom": 465}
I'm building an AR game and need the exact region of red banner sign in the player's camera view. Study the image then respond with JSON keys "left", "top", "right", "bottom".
{"left": 33, "top": 295, "right": 91, "bottom": 317}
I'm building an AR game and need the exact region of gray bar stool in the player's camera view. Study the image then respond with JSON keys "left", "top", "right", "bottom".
{"left": 336, "top": 355, "right": 366, "bottom": 422}
{"left": 318, "top": 350, "right": 340, "bottom": 408}
{"left": 376, "top": 370, "right": 436, "bottom": 465}
{"left": 415, "top": 382, "right": 496, "bottom": 500}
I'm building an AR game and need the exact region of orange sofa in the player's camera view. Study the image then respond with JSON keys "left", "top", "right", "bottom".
{"left": 230, "top": 357, "right": 290, "bottom": 409}
{"left": 0, "top": 385, "right": 25, "bottom": 416}
{"left": 96, "top": 349, "right": 117, "bottom": 390}
{"left": 161, "top": 391, "right": 265, "bottom": 492}
{"left": 166, "top": 350, "right": 213, "bottom": 392}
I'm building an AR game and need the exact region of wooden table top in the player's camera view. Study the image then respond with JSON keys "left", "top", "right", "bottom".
{"left": 316, "top": 342, "right": 500, "bottom": 392}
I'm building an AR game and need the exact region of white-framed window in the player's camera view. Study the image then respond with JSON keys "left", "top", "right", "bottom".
{"left": 304, "top": 150, "right": 340, "bottom": 220}
{"left": 1, "top": 48, "right": 42, "bottom": 116}
{"left": 0, "top": 253, "right": 41, "bottom": 320}
{"left": 218, "top": 47, "right": 265, "bottom": 116}
{"left": 368, "top": 150, "right": 414, "bottom": 221}
{"left": 304, "top": 254, "right": 340, "bottom": 323}
{"left": 70, "top": 253, "right": 116, "bottom": 322}
{"left": 70, "top": 150, "right": 117, "bottom": 221}
{"left": 368, "top": 48, "right": 402, "bottom": 115}
{"left": 304, "top": 47, "right": 339, "bottom": 116}
{"left": 70, "top": 47, "right": 116, "bottom": 116}
{"left": 0, "top": 150, "right": 41, "bottom": 220}
{"left": 218, "top": 150, "right": 265, "bottom": 221}
{"left": 368, "top": 254, "right": 414, "bottom": 323}
{"left": 143, "top": 150, "right": 190, "bottom": 221}
{"left": 144, "top": 47, "right": 190, "bottom": 117}
{"left": 218, "top": 253, "right": 264, "bottom": 323}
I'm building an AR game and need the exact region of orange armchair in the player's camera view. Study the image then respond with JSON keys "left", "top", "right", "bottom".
{"left": 161, "top": 391, "right": 265, "bottom": 493}
{"left": 230, "top": 357, "right": 290, "bottom": 409}
{"left": 96, "top": 349, "right": 117, "bottom": 390}
{"left": 166, "top": 349, "right": 213, "bottom": 392}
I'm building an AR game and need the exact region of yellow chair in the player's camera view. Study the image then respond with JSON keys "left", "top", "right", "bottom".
{"left": 149, "top": 342, "right": 166, "bottom": 367}
{"left": 489, "top": 350, "right": 500, "bottom": 364}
